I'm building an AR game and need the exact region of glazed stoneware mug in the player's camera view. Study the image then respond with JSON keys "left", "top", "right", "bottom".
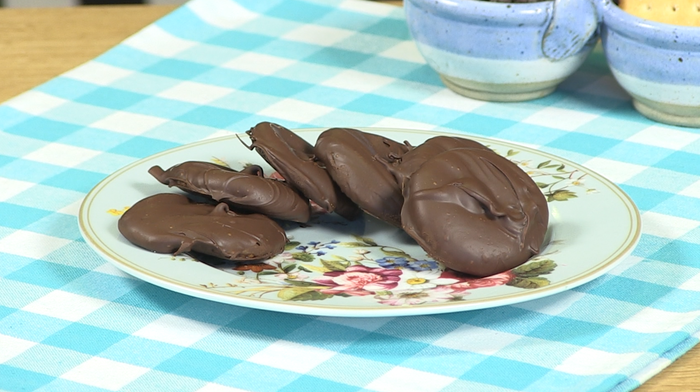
{"left": 404, "top": 0, "right": 599, "bottom": 102}
{"left": 598, "top": 0, "right": 700, "bottom": 128}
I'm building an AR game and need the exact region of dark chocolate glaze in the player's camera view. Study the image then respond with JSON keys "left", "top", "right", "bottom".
{"left": 401, "top": 147, "right": 548, "bottom": 277}
{"left": 314, "top": 128, "right": 409, "bottom": 227}
{"left": 388, "top": 136, "right": 491, "bottom": 190}
{"left": 149, "top": 161, "right": 311, "bottom": 223}
{"left": 118, "top": 193, "right": 287, "bottom": 261}
{"left": 244, "top": 122, "right": 360, "bottom": 221}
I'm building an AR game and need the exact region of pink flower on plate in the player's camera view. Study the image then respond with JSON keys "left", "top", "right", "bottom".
{"left": 440, "top": 270, "right": 515, "bottom": 293}
{"left": 376, "top": 288, "right": 455, "bottom": 306}
{"left": 314, "top": 265, "right": 402, "bottom": 296}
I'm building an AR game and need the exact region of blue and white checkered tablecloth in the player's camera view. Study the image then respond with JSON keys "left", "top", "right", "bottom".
{"left": 2, "top": 0, "right": 700, "bottom": 390}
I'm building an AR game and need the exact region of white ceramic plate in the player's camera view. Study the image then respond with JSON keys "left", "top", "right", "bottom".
{"left": 79, "top": 128, "right": 641, "bottom": 317}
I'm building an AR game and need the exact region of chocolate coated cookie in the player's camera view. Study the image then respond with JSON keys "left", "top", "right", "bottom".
{"left": 149, "top": 161, "right": 311, "bottom": 223}
{"left": 314, "top": 128, "right": 409, "bottom": 227}
{"left": 244, "top": 122, "right": 360, "bottom": 220}
{"left": 401, "top": 147, "right": 548, "bottom": 277}
{"left": 118, "top": 193, "right": 287, "bottom": 261}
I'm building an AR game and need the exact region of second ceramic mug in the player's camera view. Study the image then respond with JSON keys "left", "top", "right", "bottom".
{"left": 598, "top": 0, "right": 700, "bottom": 127}
{"left": 405, "top": 0, "right": 599, "bottom": 102}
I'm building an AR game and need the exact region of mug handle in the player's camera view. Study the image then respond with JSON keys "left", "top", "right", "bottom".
{"left": 541, "top": 0, "right": 599, "bottom": 61}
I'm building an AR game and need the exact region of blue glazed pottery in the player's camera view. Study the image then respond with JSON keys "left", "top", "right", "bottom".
{"left": 599, "top": 0, "right": 700, "bottom": 127}
{"left": 404, "top": 0, "right": 599, "bottom": 102}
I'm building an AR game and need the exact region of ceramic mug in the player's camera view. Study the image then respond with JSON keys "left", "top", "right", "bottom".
{"left": 405, "top": 0, "right": 599, "bottom": 102}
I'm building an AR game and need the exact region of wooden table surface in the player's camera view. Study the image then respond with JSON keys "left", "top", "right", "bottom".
{"left": 1, "top": 3, "right": 698, "bottom": 391}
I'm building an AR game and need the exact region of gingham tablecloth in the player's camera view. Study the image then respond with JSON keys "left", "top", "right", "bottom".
{"left": 2, "top": 0, "right": 700, "bottom": 391}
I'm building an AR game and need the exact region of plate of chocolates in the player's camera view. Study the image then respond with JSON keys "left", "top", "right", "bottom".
{"left": 79, "top": 124, "right": 641, "bottom": 317}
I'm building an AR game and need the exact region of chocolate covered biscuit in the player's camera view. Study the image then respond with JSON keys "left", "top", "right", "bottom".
{"left": 401, "top": 147, "right": 548, "bottom": 277}
{"left": 314, "top": 128, "right": 409, "bottom": 227}
{"left": 118, "top": 193, "right": 287, "bottom": 261}
{"left": 149, "top": 161, "right": 311, "bottom": 223}
{"left": 244, "top": 122, "right": 360, "bottom": 220}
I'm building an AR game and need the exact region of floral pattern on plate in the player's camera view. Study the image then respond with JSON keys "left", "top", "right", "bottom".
{"left": 197, "top": 234, "right": 560, "bottom": 307}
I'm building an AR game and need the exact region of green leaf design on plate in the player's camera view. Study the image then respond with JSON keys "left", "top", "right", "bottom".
{"left": 297, "top": 265, "right": 313, "bottom": 273}
{"left": 285, "top": 241, "right": 301, "bottom": 251}
{"left": 338, "top": 242, "right": 369, "bottom": 248}
{"left": 507, "top": 277, "right": 551, "bottom": 289}
{"left": 282, "top": 263, "right": 297, "bottom": 273}
{"left": 537, "top": 159, "right": 552, "bottom": 169}
{"left": 354, "top": 235, "right": 378, "bottom": 246}
{"left": 321, "top": 258, "right": 349, "bottom": 272}
{"left": 284, "top": 279, "right": 321, "bottom": 287}
{"left": 277, "top": 287, "right": 331, "bottom": 301}
{"left": 381, "top": 249, "right": 411, "bottom": 258}
{"left": 291, "top": 252, "right": 315, "bottom": 262}
{"left": 548, "top": 189, "right": 578, "bottom": 202}
{"left": 512, "top": 259, "right": 557, "bottom": 278}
